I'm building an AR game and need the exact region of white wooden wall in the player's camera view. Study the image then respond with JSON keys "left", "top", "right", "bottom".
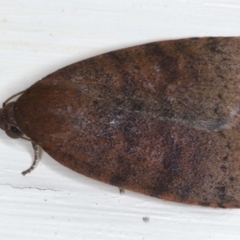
{"left": 1, "top": 1, "right": 240, "bottom": 239}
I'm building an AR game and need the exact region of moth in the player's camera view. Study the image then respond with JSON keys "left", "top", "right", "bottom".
{"left": 1, "top": 37, "right": 240, "bottom": 208}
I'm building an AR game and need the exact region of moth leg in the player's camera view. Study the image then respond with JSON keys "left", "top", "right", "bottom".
{"left": 22, "top": 142, "right": 40, "bottom": 176}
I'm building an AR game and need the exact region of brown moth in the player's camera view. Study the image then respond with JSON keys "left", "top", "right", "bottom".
{"left": 1, "top": 37, "right": 240, "bottom": 208}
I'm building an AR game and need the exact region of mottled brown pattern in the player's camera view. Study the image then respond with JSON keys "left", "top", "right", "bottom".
{"left": 1, "top": 37, "right": 240, "bottom": 207}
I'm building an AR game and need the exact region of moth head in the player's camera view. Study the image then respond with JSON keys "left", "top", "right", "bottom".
{"left": 0, "top": 102, "right": 24, "bottom": 139}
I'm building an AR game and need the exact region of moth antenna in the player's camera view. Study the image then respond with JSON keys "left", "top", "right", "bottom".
{"left": 22, "top": 142, "right": 40, "bottom": 176}
{"left": 3, "top": 91, "right": 25, "bottom": 107}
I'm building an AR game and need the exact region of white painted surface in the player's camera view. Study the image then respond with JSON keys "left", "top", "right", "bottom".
{"left": 1, "top": 0, "right": 240, "bottom": 239}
